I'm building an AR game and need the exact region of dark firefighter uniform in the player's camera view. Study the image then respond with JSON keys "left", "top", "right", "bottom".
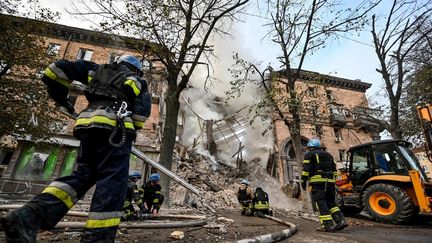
{"left": 237, "top": 183, "right": 253, "bottom": 216}
{"left": 301, "top": 147, "right": 348, "bottom": 232}
{"left": 1, "top": 58, "right": 151, "bottom": 242}
{"left": 140, "top": 181, "right": 164, "bottom": 214}
{"left": 252, "top": 187, "right": 271, "bottom": 217}
{"left": 122, "top": 180, "right": 144, "bottom": 220}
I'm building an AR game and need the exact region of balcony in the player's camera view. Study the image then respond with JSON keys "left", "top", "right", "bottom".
{"left": 352, "top": 107, "right": 383, "bottom": 133}
{"left": 329, "top": 104, "right": 347, "bottom": 127}
{"left": 330, "top": 113, "right": 347, "bottom": 127}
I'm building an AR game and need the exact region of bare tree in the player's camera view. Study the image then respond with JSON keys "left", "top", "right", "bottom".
{"left": 72, "top": 0, "right": 250, "bottom": 203}
{"left": 370, "top": 0, "right": 432, "bottom": 139}
{"left": 229, "top": 0, "right": 379, "bottom": 210}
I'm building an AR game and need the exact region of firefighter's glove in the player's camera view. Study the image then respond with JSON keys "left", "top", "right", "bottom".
{"left": 57, "top": 100, "right": 77, "bottom": 117}
{"left": 301, "top": 180, "right": 307, "bottom": 191}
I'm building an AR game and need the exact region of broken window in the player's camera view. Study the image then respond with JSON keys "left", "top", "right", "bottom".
{"left": 311, "top": 106, "right": 319, "bottom": 117}
{"left": 326, "top": 90, "right": 333, "bottom": 102}
{"left": 315, "top": 125, "right": 323, "bottom": 138}
{"left": 77, "top": 48, "right": 94, "bottom": 61}
{"left": 13, "top": 146, "right": 64, "bottom": 180}
{"left": 308, "top": 87, "right": 316, "bottom": 97}
{"left": 46, "top": 43, "right": 61, "bottom": 56}
{"left": 334, "top": 128, "right": 342, "bottom": 142}
{"left": 14, "top": 146, "right": 51, "bottom": 180}
{"left": 338, "top": 149, "right": 346, "bottom": 161}
{"left": 329, "top": 104, "right": 343, "bottom": 115}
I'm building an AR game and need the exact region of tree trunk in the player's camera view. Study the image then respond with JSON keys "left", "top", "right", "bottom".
{"left": 159, "top": 84, "right": 181, "bottom": 206}
{"left": 389, "top": 105, "right": 402, "bottom": 139}
{"left": 290, "top": 111, "right": 313, "bottom": 212}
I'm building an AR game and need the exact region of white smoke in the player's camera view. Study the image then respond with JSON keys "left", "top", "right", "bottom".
{"left": 180, "top": 24, "right": 274, "bottom": 166}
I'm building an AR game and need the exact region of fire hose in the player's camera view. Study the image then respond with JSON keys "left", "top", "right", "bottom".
{"left": 235, "top": 214, "right": 297, "bottom": 243}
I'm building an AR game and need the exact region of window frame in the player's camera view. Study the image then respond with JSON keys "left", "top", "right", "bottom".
{"left": 76, "top": 48, "right": 94, "bottom": 61}
{"left": 46, "top": 43, "right": 61, "bottom": 56}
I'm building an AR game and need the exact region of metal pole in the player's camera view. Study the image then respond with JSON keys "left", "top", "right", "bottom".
{"left": 131, "top": 146, "right": 200, "bottom": 195}
{"left": 57, "top": 110, "right": 200, "bottom": 195}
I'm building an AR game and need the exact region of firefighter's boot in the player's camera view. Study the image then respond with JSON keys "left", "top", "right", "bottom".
{"left": 0, "top": 206, "right": 40, "bottom": 243}
{"left": 81, "top": 228, "right": 117, "bottom": 243}
{"left": 316, "top": 220, "right": 335, "bottom": 232}
{"left": 332, "top": 211, "right": 348, "bottom": 231}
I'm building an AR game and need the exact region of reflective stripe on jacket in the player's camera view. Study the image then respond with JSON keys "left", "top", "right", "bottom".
{"left": 301, "top": 149, "right": 337, "bottom": 184}
{"left": 42, "top": 59, "right": 151, "bottom": 134}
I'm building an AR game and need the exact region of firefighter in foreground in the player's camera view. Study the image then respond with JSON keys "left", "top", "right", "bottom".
{"left": 0, "top": 55, "right": 151, "bottom": 242}
{"left": 237, "top": 179, "right": 253, "bottom": 216}
{"left": 122, "top": 170, "right": 145, "bottom": 221}
{"left": 140, "top": 173, "right": 164, "bottom": 216}
{"left": 301, "top": 138, "right": 348, "bottom": 232}
{"left": 252, "top": 187, "right": 272, "bottom": 217}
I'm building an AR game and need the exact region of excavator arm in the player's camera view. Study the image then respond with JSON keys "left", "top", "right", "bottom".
{"left": 417, "top": 104, "right": 432, "bottom": 162}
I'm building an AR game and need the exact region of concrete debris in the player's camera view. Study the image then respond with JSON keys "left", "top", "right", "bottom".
{"left": 203, "top": 224, "right": 228, "bottom": 233}
{"left": 217, "top": 217, "right": 234, "bottom": 223}
{"left": 170, "top": 146, "right": 302, "bottom": 213}
{"left": 170, "top": 230, "right": 185, "bottom": 240}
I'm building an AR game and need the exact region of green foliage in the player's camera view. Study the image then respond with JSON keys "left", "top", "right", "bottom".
{"left": 400, "top": 64, "right": 432, "bottom": 141}
{"left": 0, "top": 77, "right": 68, "bottom": 140}
{"left": 0, "top": 1, "right": 64, "bottom": 140}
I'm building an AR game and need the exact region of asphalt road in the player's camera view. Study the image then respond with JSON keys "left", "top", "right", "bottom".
{"left": 1, "top": 209, "right": 431, "bottom": 242}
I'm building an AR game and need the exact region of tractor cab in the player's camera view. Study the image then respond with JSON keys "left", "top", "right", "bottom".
{"left": 347, "top": 140, "right": 429, "bottom": 191}
{"left": 336, "top": 139, "right": 432, "bottom": 223}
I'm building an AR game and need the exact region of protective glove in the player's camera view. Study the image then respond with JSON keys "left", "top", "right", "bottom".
{"left": 301, "top": 180, "right": 307, "bottom": 191}
{"left": 57, "top": 100, "right": 77, "bottom": 117}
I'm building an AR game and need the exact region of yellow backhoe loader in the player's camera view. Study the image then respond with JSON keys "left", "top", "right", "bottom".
{"left": 336, "top": 139, "right": 432, "bottom": 223}
{"left": 335, "top": 105, "right": 432, "bottom": 224}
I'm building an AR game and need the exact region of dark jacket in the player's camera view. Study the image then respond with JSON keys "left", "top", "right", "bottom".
{"left": 140, "top": 181, "right": 163, "bottom": 210}
{"left": 301, "top": 149, "right": 337, "bottom": 184}
{"left": 42, "top": 59, "right": 151, "bottom": 138}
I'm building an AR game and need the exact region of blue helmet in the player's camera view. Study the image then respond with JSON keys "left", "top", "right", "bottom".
{"left": 117, "top": 55, "right": 143, "bottom": 72}
{"left": 149, "top": 173, "right": 161, "bottom": 182}
{"left": 241, "top": 179, "right": 250, "bottom": 185}
{"left": 129, "top": 170, "right": 142, "bottom": 179}
{"left": 307, "top": 138, "right": 321, "bottom": 148}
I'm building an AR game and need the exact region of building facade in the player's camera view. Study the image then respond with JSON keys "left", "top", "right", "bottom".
{"left": 273, "top": 71, "right": 380, "bottom": 185}
{"left": 0, "top": 14, "right": 165, "bottom": 193}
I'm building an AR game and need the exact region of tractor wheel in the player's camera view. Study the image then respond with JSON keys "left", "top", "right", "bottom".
{"left": 363, "top": 183, "right": 416, "bottom": 224}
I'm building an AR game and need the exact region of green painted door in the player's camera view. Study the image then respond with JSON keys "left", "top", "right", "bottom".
{"left": 43, "top": 148, "right": 59, "bottom": 180}
{"left": 60, "top": 149, "right": 77, "bottom": 177}
{"left": 14, "top": 146, "right": 35, "bottom": 179}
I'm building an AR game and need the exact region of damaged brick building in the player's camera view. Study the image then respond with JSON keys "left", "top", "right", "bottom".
{"left": 271, "top": 70, "right": 380, "bottom": 186}
{"left": 0, "top": 14, "right": 381, "bottom": 196}
{"left": 0, "top": 14, "right": 165, "bottom": 193}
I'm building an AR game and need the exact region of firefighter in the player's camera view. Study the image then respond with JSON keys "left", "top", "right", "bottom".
{"left": 237, "top": 179, "right": 253, "bottom": 216}
{"left": 140, "top": 173, "right": 164, "bottom": 216}
{"left": 0, "top": 55, "right": 151, "bottom": 242}
{"left": 122, "top": 170, "right": 145, "bottom": 221}
{"left": 252, "top": 187, "right": 272, "bottom": 217}
{"left": 301, "top": 138, "right": 348, "bottom": 232}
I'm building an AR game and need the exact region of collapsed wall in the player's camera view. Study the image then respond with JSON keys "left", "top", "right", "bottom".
{"left": 169, "top": 146, "right": 301, "bottom": 211}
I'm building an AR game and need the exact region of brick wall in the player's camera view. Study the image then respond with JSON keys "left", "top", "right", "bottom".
{"left": 274, "top": 77, "right": 375, "bottom": 183}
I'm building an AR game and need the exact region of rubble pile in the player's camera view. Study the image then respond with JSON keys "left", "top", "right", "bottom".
{"left": 169, "top": 148, "right": 302, "bottom": 212}
{"left": 170, "top": 152, "right": 243, "bottom": 211}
